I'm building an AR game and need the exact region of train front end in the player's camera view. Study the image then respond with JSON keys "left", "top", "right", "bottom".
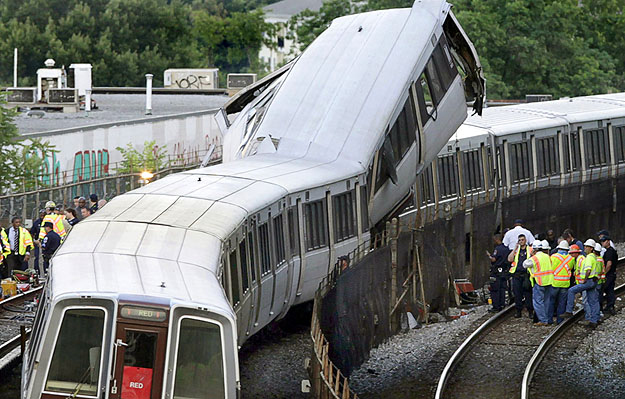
{"left": 22, "top": 217, "right": 240, "bottom": 399}
{"left": 23, "top": 292, "right": 239, "bottom": 399}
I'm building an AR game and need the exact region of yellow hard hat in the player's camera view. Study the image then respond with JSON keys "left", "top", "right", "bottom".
{"left": 45, "top": 201, "right": 56, "bottom": 209}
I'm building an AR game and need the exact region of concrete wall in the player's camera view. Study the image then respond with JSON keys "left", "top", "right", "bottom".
{"left": 22, "top": 110, "right": 222, "bottom": 186}
{"left": 416, "top": 175, "right": 625, "bottom": 311}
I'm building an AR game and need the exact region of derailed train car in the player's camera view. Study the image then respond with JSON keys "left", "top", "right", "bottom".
{"left": 22, "top": 2, "right": 484, "bottom": 398}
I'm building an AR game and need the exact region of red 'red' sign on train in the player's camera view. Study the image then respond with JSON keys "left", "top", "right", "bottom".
{"left": 121, "top": 366, "right": 153, "bottom": 399}
{"left": 120, "top": 305, "right": 167, "bottom": 322}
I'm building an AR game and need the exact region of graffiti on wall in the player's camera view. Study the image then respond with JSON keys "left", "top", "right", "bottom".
{"left": 174, "top": 75, "right": 213, "bottom": 89}
{"left": 41, "top": 151, "right": 61, "bottom": 187}
{"left": 72, "top": 149, "right": 110, "bottom": 183}
{"left": 172, "top": 135, "right": 221, "bottom": 165}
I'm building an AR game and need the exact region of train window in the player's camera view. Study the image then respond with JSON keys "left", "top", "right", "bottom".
{"left": 486, "top": 145, "right": 496, "bottom": 188}
{"left": 569, "top": 131, "right": 582, "bottom": 171}
{"left": 418, "top": 163, "right": 435, "bottom": 206}
{"left": 288, "top": 207, "right": 299, "bottom": 257}
{"left": 562, "top": 135, "right": 571, "bottom": 172}
{"left": 584, "top": 128, "right": 609, "bottom": 167}
{"left": 247, "top": 232, "right": 257, "bottom": 282}
{"left": 45, "top": 308, "right": 105, "bottom": 396}
{"left": 333, "top": 190, "right": 356, "bottom": 242}
{"left": 497, "top": 144, "right": 507, "bottom": 188}
{"left": 273, "top": 214, "right": 286, "bottom": 265}
{"left": 258, "top": 223, "right": 271, "bottom": 276}
{"left": 239, "top": 241, "right": 249, "bottom": 293}
{"left": 173, "top": 318, "right": 225, "bottom": 399}
{"left": 304, "top": 199, "right": 328, "bottom": 251}
{"left": 463, "top": 149, "right": 483, "bottom": 192}
{"left": 536, "top": 137, "right": 559, "bottom": 177}
{"left": 416, "top": 72, "right": 434, "bottom": 124}
{"left": 360, "top": 185, "right": 369, "bottom": 232}
{"left": 432, "top": 37, "right": 459, "bottom": 92}
{"left": 437, "top": 154, "right": 458, "bottom": 198}
{"left": 374, "top": 148, "right": 390, "bottom": 192}
{"left": 425, "top": 58, "right": 445, "bottom": 105}
{"left": 388, "top": 91, "right": 418, "bottom": 164}
{"left": 229, "top": 250, "right": 240, "bottom": 305}
{"left": 615, "top": 126, "right": 625, "bottom": 163}
{"left": 509, "top": 141, "right": 532, "bottom": 182}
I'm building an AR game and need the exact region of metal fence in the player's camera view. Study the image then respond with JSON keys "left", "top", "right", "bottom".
{"left": 0, "top": 147, "right": 222, "bottom": 223}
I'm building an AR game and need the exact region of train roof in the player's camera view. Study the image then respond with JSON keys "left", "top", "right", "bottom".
{"left": 50, "top": 219, "right": 234, "bottom": 315}
{"left": 453, "top": 92, "right": 625, "bottom": 142}
{"left": 227, "top": 0, "right": 451, "bottom": 166}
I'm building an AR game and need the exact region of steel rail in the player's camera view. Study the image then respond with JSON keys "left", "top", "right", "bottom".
{"left": 0, "top": 286, "right": 42, "bottom": 372}
{"left": 435, "top": 304, "right": 516, "bottom": 399}
{"left": 521, "top": 256, "right": 625, "bottom": 399}
{"left": 0, "top": 285, "right": 42, "bottom": 310}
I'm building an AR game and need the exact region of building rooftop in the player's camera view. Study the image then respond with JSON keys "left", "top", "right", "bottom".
{"left": 263, "top": 0, "right": 324, "bottom": 19}
{"left": 15, "top": 94, "right": 229, "bottom": 135}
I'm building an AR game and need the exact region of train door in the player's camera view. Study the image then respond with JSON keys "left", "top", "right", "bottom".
{"left": 110, "top": 322, "right": 167, "bottom": 399}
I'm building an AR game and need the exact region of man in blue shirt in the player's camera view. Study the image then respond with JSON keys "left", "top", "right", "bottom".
{"left": 488, "top": 233, "right": 511, "bottom": 312}
{"left": 562, "top": 229, "right": 585, "bottom": 255}
{"left": 41, "top": 222, "right": 61, "bottom": 275}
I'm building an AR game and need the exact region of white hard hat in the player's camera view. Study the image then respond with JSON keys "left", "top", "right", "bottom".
{"left": 556, "top": 240, "right": 569, "bottom": 251}
{"left": 541, "top": 240, "right": 550, "bottom": 250}
{"left": 594, "top": 243, "right": 602, "bottom": 252}
{"left": 583, "top": 239, "right": 597, "bottom": 248}
{"left": 532, "top": 241, "right": 542, "bottom": 250}
{"left": 45, "top": 200, "right": 56, "bottom": 209}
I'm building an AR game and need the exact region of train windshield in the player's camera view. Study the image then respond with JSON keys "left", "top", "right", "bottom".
{"left": 45, "top": 308, "right": 105, "bottom": 396}
{"left": 173, "top": 317, "right": 225, "bottom": 399}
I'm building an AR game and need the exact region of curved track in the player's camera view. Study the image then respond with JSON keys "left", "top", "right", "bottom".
{"left": 437, "top": 257, "right": 624, "bottom": 399}
{"left": 523, "top": 256, "right": 625, "bottom": 399}
{"left": 435, "top": 303, "right": 554, "bottom": 399}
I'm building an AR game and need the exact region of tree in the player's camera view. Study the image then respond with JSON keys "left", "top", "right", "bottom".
{"left": 116, "top": 140, "right": 169, "bottom": 174}
{"left": 0, "top": 95, "right": 56, "bottom": 194}
{"left": 291, "top": 0, "right": 355, "bottom": 50}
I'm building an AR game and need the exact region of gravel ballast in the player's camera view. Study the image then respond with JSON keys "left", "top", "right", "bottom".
{"left": 349, "top": 305, "right": 489, "bottom": 398}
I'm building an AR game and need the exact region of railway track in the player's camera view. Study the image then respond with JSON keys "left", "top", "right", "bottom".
{"left": 0, "top": 286, "right": 42, "bottom": 372}
{"left": 436, "top": 256, "right": 624, "bottom": 399}
{"left": 523, "top": 256, "right": 625, "bottom": 399}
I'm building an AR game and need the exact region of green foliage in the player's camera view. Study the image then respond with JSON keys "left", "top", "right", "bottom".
{"left": 2, "top": 0, "right": 624, "bottom": 97}
{"left": 290, "top": 0, "right": 624, "bottom": 99}
{"left": 0, "top": 95, "right": 56, "bottom": 194}
{"left": 115, "top": 140, "right": 169, "bottom": 174}
{"left": 291, "top": 0, "right": 355, "bottom": 50}
{"left": 0, "top": 0, "right": 272, "bottom": 87}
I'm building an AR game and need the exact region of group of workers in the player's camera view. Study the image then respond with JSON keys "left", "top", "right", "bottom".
{"left": 0, "top": 195, "right": 102, "bottom": 279}
{"left": 489, "top": 219, "right": 619, "bottom": 328}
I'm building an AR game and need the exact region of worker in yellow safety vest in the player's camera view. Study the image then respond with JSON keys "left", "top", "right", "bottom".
{"left": 548, "top": 241, "right": 575, "bottom": 324}
{"left": 507, "top": 233, "right": 533, "bottom": 319}
{"left": 593, "top": 242, "right": 606, "bottom": 315}
{"left": 4, "top": 216, "right": 34, "bottom": 276}
{"left": 561, "top": 239, "right": 600, "bottom": 328}
{"left": 38, "top": 201, "right": 67, "bottom": 242}
{"left": 0, "top": 227, "right": 10, "bottom": 279}
{"left": 522, "top": 240, "right": 553, "bottom": 326}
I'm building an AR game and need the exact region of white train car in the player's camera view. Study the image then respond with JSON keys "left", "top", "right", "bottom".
{"left": 409, "top": 93, "right": 625, "bottom": 225}
{"left": 22, "top": 2, "right": 484, "bottom": 399}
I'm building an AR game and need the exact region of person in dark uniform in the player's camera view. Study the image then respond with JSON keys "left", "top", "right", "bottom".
{"left": 600, "top": 236, "right": 618, "bottom": 315}
{"left": 507, "top": 234, "right": 533, "bottom": 318}
{"left": 89, "top": 194, "right": 99, "bottom": 214}
{"left": 41, "top": 222, "right": 61, "bottom": 275}
{"left": 487, "top": 233, "right": 510, "bottom": 312}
